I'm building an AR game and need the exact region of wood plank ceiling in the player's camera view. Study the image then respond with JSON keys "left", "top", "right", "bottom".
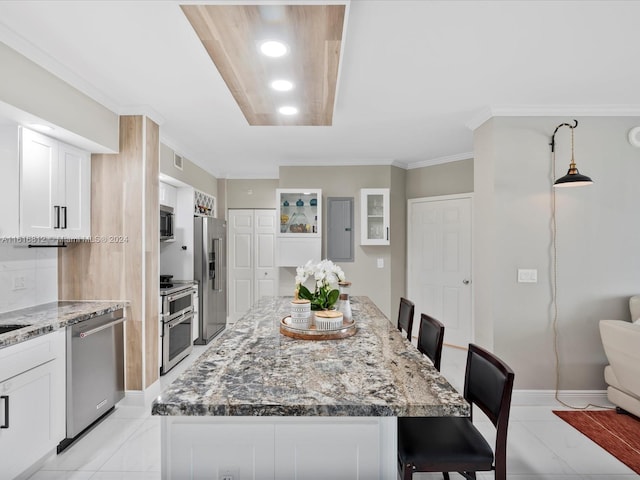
{"left": 181, "top": 4, "right": 346, "bottom": 126}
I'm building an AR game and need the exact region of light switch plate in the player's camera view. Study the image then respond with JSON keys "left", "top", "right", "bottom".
{"left": 517, "top": 269, "right": 537, "bottom": 283}
{"left": 377, "top": 258, "right": 384, "bottom": 268}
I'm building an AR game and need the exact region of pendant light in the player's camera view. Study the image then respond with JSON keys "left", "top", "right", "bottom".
{"left": 550, "top": 120, "right": 593, "bottom": 187}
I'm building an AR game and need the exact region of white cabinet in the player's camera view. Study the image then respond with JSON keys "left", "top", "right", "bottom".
{"left": 162, "top": 416, "right": 388, "bottom": 479}
{"left": 0, "top": 330, "right": 66, "bottom": 479}
{"left": 159, "top": 182, "right": 177, "bottom": 209}
{"left": 276, "top": 189, "right": 322, "bottom": 266}
{"left": 360, "top": 188, "right": 390, "bottom": 245}
{"left": 20, "top": 127, "right": 91, "bottom": 239}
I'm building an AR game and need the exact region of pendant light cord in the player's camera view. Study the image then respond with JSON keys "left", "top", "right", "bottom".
{"left": 551, "top": 148, "right": 611, "bottom": 410}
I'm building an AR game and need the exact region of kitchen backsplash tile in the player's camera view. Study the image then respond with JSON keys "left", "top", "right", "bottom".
{"left": 0, "top": 244, "right": 57, "bottom": 313}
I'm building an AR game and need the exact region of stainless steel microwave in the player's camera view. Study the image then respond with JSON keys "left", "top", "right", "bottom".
{"left": 160, "top": 204, "right": 174, "bottom": 241}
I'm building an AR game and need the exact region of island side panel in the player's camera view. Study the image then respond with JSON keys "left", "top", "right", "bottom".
{"left": 161, "top": 416, "right": 395, "bottom": 480}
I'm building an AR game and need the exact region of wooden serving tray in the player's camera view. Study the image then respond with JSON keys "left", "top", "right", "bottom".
{"left": 280, "top": 316, "right": 356, "bottom": 340}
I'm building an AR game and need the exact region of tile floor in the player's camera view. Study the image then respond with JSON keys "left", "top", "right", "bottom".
{"left": 28, "top": 345, "right": 637, "bottom": 480}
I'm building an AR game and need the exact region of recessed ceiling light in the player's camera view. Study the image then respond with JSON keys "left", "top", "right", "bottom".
{"left": 270, "top": 79, "right": 294, "bottom": 92}
{"left": 278, "top": 106, "right": 298, "bottom": 115}
{"left": 260, "top": 40, "right": 288, "bottom": 57}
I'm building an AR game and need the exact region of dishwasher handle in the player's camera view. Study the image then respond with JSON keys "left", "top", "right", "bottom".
{"left": 78, "top": 317, "right": 125, "bottom": 339}
{"left": 0, "top": 395, "right": 8, "bottom": 428}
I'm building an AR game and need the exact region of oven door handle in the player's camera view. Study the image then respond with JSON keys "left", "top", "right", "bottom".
{"left": 167, "top": 311, "right": 194, "bottom": 329}
{"left": 162, "top": 306, "right": 193, "bottom": 323}
{"left": 166, "top": 288, "right": 195, "bottom": 303}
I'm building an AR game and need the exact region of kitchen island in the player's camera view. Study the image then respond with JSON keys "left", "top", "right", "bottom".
{"left": 152, "top": 296, "right": 468, "bottom": 479}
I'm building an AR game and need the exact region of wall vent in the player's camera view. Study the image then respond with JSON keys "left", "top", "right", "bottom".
{"left": 174, "top": 153, "right": 184, "bottom": 171}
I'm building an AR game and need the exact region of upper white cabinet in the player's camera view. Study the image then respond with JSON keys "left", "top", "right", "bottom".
{"left": 20, "top": 127, "right": 91, "bottom": 239}
{"left": 360, "top": 188, "right": 390, "bottom": 245}
{"left": 159, "top": 181, "right": 177, "bottom": 209}
{"left": 276, "top": 189, "right": 321, "bottom": 266}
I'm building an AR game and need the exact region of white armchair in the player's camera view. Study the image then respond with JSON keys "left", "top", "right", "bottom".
{"left": 599, "top": 296, "right": 640, "bottom": 417}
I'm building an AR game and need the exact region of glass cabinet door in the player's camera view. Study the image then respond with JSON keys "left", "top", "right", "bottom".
{"left": 360, "top": 188, "right": 389, "bottom": 245}
{"left": 277, "top": 189, "right": 322, "bottom": 237}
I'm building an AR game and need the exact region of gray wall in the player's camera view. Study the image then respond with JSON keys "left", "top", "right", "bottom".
{"left": 0, "top": 42, "right": 119, "bottom": 152}
{"left": 160, "top": 143, "right": 218, "bottom": 198}
{"left": 279, "top": 165, "right": 400, "bottom": 318}
{"left": 407, "top": 159, "right": 474, "bottom": 199}
{"left": 474, "top": 116, "right": 640, "bottom": 390}
{"left": 226, "top": 179, "right": 279, "bottom": 209}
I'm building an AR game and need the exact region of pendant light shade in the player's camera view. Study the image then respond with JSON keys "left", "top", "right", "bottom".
{"left": 550, "top": 120, "right": 593, "bottom": 188}
{"left": 553, "top": 165, "right": 593, "bottom": 187}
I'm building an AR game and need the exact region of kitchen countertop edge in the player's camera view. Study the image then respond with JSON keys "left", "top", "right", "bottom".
{"left": 0, "top": 300, "right": 129, "bottom": 350}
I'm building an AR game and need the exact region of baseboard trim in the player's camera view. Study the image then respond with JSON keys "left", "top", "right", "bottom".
{"left": 513, "top": 389, "right": 612, "bottom": 407}
{"left": 120, "top": 380, "right": 161, "bottom": 408}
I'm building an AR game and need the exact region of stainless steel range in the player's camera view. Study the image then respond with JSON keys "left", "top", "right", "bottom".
{"left": 159, "top": 279, "right": 196, "bottom": 375}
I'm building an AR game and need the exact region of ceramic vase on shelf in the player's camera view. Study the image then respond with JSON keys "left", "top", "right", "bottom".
{"left": 337, "top": 281, "right": 352, "bottom": 322}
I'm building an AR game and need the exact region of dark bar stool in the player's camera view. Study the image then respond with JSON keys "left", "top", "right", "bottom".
{"left": 416, "top": 313, "right": 445, "bottom": 371}
{"left": 398, "top": 344, "right": 515, "bottom": 480}
{"left": 397, "top": 297, "right": 415, "bottom": 341}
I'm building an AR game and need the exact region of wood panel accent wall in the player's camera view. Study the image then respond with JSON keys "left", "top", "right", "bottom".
{"left": 59, "top": 115, "right": 159, "bottom": 391}
{"left": 181, "top": 4, "right": 346, "bottom": 126}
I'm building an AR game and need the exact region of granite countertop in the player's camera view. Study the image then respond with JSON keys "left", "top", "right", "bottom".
{"left": 0, "top": 300, "right": 128, "bottom": 349}
{"left": 152, "top": 296, "right": 469, "bottom": 418}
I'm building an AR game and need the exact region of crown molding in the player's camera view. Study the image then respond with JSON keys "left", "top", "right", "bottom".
{"left": 119, "top": 106, "right": 165, "bottom": 126}
{"left": 0, "top": 23, "right": 120, "bottom": 114}
{"left": 407, "top": 152, "right": 474, "bottom": 169}
{"left": 466, "top": 105, "right": 640, "bottom": 131}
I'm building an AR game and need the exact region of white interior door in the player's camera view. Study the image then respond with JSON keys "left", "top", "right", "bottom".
{"left": 229, "top": 210, "right": 254, "bottom": 323}
{"left": 228, "top": 209, "right": 277, "bottom": 323}
{"left": 254, "top": 210, "right": 277, "bottom": 301}
{"left": 407, "top": 195, "right": 472, "bottom": 347}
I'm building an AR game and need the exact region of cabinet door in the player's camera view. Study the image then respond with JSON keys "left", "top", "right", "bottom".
{"left": 360, "top": 188, "right": 390, "bottom": 245}
{"left": 20, "top": 127, "right": 59, "bottom": 237}
{"left": 0, "top": 125, "right": 20, "bottom": 237}
{"left": 276, "top": 188, "right": 322, "bottom": 237}
{"left": 0, "top": 358, "right": 65, "bottom": 479}
{"left": 59, "top": 142, "right": 91, "bottom": 238}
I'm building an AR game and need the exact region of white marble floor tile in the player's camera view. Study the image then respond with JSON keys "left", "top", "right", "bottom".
{"left": 38, "top": 417, "right": 145, "bottom": 472}
{"left": 98, "top": 419, "right": 161, "bottom": 473}
{"left": 27, "top": 472, "right": 94, "bottom": 480}
{"left": 521, "top": 418, "right": 636, "bottom": 476}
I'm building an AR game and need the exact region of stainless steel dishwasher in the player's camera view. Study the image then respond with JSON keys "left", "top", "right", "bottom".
{"left": 58, "top": 308, "right": 125, "bottom": 452}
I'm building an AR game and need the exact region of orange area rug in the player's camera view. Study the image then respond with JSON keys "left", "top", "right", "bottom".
{"left": 553, "top": 410, "right": 640, "bottom": 474}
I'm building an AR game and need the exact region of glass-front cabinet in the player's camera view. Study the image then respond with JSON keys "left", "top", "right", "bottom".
{"left": 360, "top": 188, "right": 390, "bottom": 245}
{"left": 277, "top": 189, "right": 322, "bottom": 237}
{"left": 276, "top": 189, "right": 322, "bottom": 266}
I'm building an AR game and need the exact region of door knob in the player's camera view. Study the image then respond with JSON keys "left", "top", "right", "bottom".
{"left": 462, "top": 279, "right": 470, "bottom": 285}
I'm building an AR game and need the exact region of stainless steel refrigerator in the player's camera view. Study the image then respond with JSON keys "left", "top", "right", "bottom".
{"left": 194, "top": 216, "right": 227, "bottom": 344}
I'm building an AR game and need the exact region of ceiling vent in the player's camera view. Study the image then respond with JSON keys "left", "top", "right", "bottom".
{"left": 174, "top": 153, "right": 183, "bottom": 171}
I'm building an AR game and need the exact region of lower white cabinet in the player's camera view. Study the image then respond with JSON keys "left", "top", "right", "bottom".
{"left": 0, "top": 330, "right": 66, "bottom": 479}
{"left": 161, "top": 416, "right": 394, "bottom": 479}
{"left": 276, "top": 237, "right": 321, "bottom": 267}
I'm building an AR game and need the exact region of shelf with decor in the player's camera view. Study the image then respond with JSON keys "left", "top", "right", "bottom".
{"left": 276, "top": 189, "right": 322, "bottom": 266}
{"left": 194, "top": 189, "right": 216, "bottom": 217}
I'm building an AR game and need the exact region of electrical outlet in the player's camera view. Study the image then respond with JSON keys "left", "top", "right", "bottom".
{"left": 377, "top": 258, "right": 384, "bottom": 268}
{"left": 517, "top": 269, "right": 537, "bottom": 283}
{"left": 12, "top": 275, "right": 26, "bottom": 290}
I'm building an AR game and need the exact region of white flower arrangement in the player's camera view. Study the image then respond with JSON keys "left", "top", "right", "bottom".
{"left": 295, "top": 259, "right": 346, "bottom": 311}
